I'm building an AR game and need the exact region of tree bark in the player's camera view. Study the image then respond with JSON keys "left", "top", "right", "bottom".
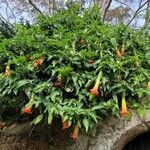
{"left": 143, "top": 0, "right": 150, "bottom": 29}
{"left": 101, "top": 0, "right": 113, "bottom": 23}
{"left": 127, "top": 0, "right": 148, "bottom": 26}
{"left": 28, "top": 0, "right": 44, "bottom": 15}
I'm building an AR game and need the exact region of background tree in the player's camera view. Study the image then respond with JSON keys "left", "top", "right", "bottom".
{"left": 0, "top": 0, "right": 149, "bottom": 28}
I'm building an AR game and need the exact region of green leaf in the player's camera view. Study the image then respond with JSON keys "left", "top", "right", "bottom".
{"left": 90, "top": 113, "right": 98, "bottom": 123}
{"left": 61, "top": 115, "right": 68, "bottom": 122}
{"left": 50, "top": 90, "right": 60, "bottom": 102}
{"left": 83, "top": 118, "right": 89, "bottom": 132}
{"left": 85, "top": 79, "right": 93, "bottom": 88}
{"left": 58, "top": 66, "right": 73, "bottom": 76}
{"left": 16, "top": 80, "right": 31, "bottom": 88}
{"left": 48, "top": 113, "right": 53, "bottom": 124}
{"left": 33, "top": 114, "right": 44, "bottom": 125}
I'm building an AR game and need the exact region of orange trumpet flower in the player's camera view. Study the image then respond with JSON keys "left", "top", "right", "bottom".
{"left": 33, "top": 57, "right": 44, "bottom": 68}
{"left": 90, "top": 71, "right": 101, "bottom": 96}
{"left": 62, "top": 120, "right": 71, "bottom": 129}
{"left": 22, "top": 105, "right": 32, "bottom": 114}
{"left": 120, "top": 92, "right": 128, "bottom": 117}
{"left": 22, "top": 100, "right": 33, "bottom": 114}
{"left": 70, "top": 125, "right": 79, "bottom": 140}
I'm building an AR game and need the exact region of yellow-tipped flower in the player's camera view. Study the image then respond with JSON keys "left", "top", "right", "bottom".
{"left": 3, "top": 64, "right": 11, "bottom": 77}
{"left": 120, "top": 92, "right": 128, "bottom": 117}
{"left": 90, "top": 71, "right": 101, "bottom": 96}
{"left": 70, "top": 125, "right": 79, "bottom": 140}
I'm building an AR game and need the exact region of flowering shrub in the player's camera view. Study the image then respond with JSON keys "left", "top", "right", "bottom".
{"left": 0, "top": 4, "right": 150, "bottom": 138}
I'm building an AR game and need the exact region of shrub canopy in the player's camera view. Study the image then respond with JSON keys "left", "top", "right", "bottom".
{"left": 0, "top": 4, "right": 150, "bottom": 135}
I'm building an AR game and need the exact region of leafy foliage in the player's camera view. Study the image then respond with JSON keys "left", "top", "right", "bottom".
{"left": 0, "top": 4, "right": 150, "bottom": 135}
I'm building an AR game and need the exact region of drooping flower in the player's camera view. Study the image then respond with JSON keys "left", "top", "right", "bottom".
{"left": 62, "top": 120, "right": 71, "bottom": 129}
{"left": 3, "top": 64, "right": 11, "bottom": 77}
{"left": 0, "top": 122, "right": 5, "bottom": 130}
{"left": 70, "top": 125, "right": 79, "bottom": 140}
{"left": 88, "top": 59, "right": 94, "bottom": 64}
{"left": 22, "top": 101, "right": 33, "bottom": 114}
{"left": 116, "top": 45, "right": 125, "bottom": 58}
{"left": 90, "top": 71, "right": 101, "bottom": 96}
{"left": 79, "top": 38, "right": 85, "bottom": 44}
{"left": 116, "top": 49, "right": 122, "bottom": 59}
{"left": 33, "top": 57, "right": 44, "bottom": 68}
{"left": 22, "top": 105, "right": 32, "bottom": 114}
{"left": 26, "top": 54, "right": 31, "bottom": 62}
{"left": 120, "top": 92, "right": 128, "bottom": 117}
{"left": 53, "top": 75, "right": 64, "bottom": 88}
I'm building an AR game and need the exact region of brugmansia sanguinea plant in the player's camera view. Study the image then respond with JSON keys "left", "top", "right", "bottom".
{"left": 0, "top": 4, "right": 149, "bottom": 139}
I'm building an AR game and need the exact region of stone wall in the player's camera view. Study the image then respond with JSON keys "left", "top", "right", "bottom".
{"left": 1, "top": 109, "right": 150, "bottom": 150}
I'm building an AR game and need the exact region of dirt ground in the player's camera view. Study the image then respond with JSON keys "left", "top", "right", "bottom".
{"left": 0, "top": 134, "right": 48, "bottom": 150}
{"left": 0, "top": 121, "right": 76, "bottom": 150}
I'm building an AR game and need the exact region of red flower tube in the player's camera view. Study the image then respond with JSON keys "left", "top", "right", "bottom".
{"left": 22, "top": 105, "right": 32, "bottom": 114}
{"left": 33, "top": 57, "right": 44, "bottom": 68}
{"left": 22, "top": 100, "right": 33, "bottom": 115}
